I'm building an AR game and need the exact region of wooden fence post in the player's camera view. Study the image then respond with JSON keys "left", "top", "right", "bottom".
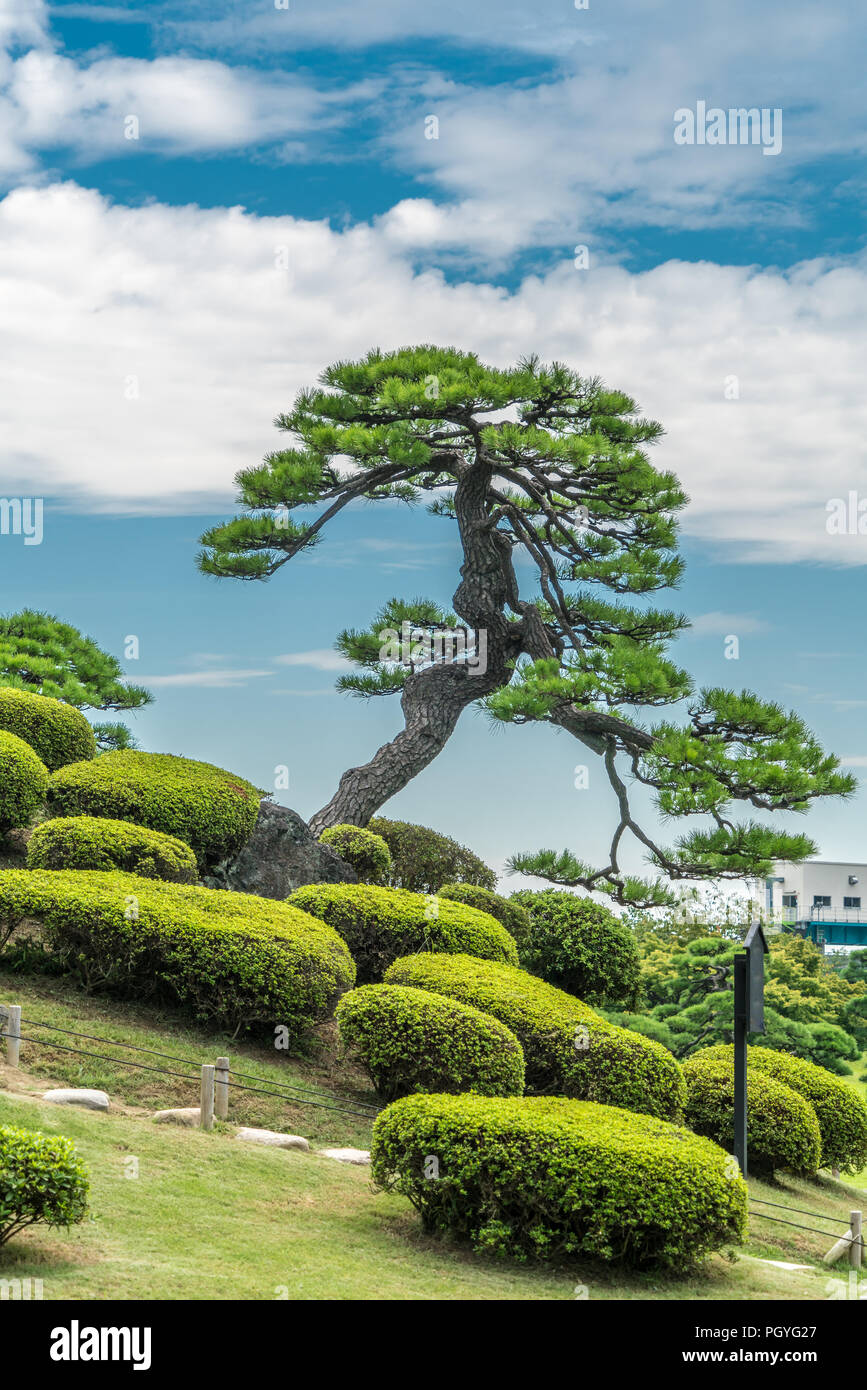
{"left": 1, "top": 1005, "right": 21, "bottom": 1068}
{"left": 200, "top": 1064, "right": 215, "bottom": 1131}
{"left": 851, "top": 1210, "right": 863, "bottom": 1272}
{"left": 215, "top": 1056, "right": 230, "bottom": 1121}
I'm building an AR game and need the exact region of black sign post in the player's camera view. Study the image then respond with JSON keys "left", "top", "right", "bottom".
{"left": 733, "top": 920, "right": 769, "bottom": 1177}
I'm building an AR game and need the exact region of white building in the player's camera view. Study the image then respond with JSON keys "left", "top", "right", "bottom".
{"left": 766, "top": 861, "right": 867, "bottom": 948}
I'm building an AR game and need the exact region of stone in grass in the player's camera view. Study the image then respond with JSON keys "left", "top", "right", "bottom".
{"left": 235, "top": 1127, "right": 309, "bottom": 1151}
{"left": 152, "top": 1107, "right": 201, "bottom": 1126}
{"left": 43, "top": 1088, "right": 109, "bottom": 1111}
{"left": 318, "top": 1147, "right": 370, "bottom": 1165}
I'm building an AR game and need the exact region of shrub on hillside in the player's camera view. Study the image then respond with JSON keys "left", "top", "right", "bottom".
{"left": 438, "top": 883, "right": 531, "bottom": 944}
{"left": 372, "top": 1093, "right": 746, "bottom": 1268}
{"left": 288, "top": 883, "right": 518, "bottom": 984}
{"left": 319, "top": 824, "right": 391, "bottom": 884}
{"left": 0, "top": 685, "right": 97, "bottom": 772}
{"left": 0, "top": 731, "right": 48, "bottom": 833}
{"left": 47, "top": 751, "right": 262, "bottom": 867}
{"left": 682, "top": 1055, "right": 821, "bottom": 1177}
{"left": 336, "top": 983, "right": 525, "bottom": 1101}
{"left": 27, "top": 816, "right": 198, "bottom": 883}
{"left": 368, "top": 817, "right": 496, "bottom": 893}
{"left": 0, "top": 869, "right": 355, "bottom": 1039}
{"left": 694, "top": 1043, "right": 867, "bottom": 1174}
{"left": 385, "top": 952, "right": 686, "bottom": 1121}
{"left": 0, "top": 1124, "right": 89, "bottom": 1246}
{"left": 509, "top": 889, "right": 641, "bottom": 1006}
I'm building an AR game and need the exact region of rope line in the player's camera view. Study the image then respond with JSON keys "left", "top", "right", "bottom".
{"left": 750, "top": 1196, "right": 852, "bottom": 1224}
{"left": 749, "top": 1210, "right": 858, "bottom": 1244}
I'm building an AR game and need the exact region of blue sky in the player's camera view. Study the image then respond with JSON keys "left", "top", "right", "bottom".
{"left": 2, "top": 0, "right": 867, "bottom": 885}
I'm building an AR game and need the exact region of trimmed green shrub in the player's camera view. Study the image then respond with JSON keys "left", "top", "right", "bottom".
{"left": 336, "top": 983, "right": 525, "bottom": 1101}
{"left": 368, "top": 817, "right": 496, "bottom": 893}
{"left": 682, "top": 1055, "right": 822, "bottom": 1177}
{"left": 47, "top": 751, "right": 262, "bottom": 867}
{"left": 0, "top": 1124, "right": 89, "bottom": 1245}
{"left": 0, "top": 869, "right": 355, "bottom": 1039}
{"left": 439, "top": 883, "right": 531, "bottom": 944}
{"left": 288, "top": 883, "right": 519, "bottom": 984}
{"left": 0, "top": 685, "right": 97, "bottom": 772}
{"left": 372, "top": 1093, "right": 746, "bottom": 1268}
{"left": 694, "top": 1043, "right": 867, "bottom": 1175}
{"left": 319, "top": 823, "right": 391, "bottom": 884}
{"left": 0, "top": 731, "right": 48, "bottom": 833}
{"left": 509, "top": 889, "right": 641, "bottom": 1007}
{"left": 385, "top": 952, "right": 686, "bottom": 1121}
{"left": 27, "top": 815, "right": 199, "bottom": 883}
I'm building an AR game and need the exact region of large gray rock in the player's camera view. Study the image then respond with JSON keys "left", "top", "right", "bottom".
{"left": 236, "top": 1127, "right": 309, "bottom": 1151}
{"left": 318, "top": 1147, "right": 370, "bottom": 1166}
{"left": 43, "top": 1088, "right": 110, "bottom": 1111}
{"left": 153, "top": 1107, "right": 201, "bottom": 1126}
{"left": 203, "top": 802, "right": 356, "bottom": 900}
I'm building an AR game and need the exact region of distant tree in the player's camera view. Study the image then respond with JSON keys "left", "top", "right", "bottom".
{"left": 0, "top": 611, "right": 152, "bottom": 752}
{"left": 199, "top": 345, "right": 853, "bottom": 904}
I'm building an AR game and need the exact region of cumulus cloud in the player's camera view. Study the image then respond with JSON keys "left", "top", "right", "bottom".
{"left": 4, "top": 182, "right": 867, "bottom": 565}
{"left": 274, "top": 650, "right": 352, "bottom": 671}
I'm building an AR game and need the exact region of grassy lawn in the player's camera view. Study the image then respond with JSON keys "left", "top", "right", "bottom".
{"left": 1, "top": 972, "right": 865, "bottom": 1300}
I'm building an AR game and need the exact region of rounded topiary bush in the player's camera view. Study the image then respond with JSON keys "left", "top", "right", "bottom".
{"left": 0, "top": 730, "right": 48, "bottom": 833}
{"left": 682, "top": 1055, "right": 821, "bottom": 1177}
{"left": 694, "top": 1043, "right": 867, "bottom": 1175}
{"left": 372, "top": 1093, "right": 746, "bottom": 1268}
{"left": 368, "top": 817, "right": 496, "bottom": 893}
{"left": 319, "top": 824, "right": 391, "bottom": 884}
{"left": 438, "top": 884, "right": 531, "bottom": 944}
{"left": 385, "top": 952, "right": 686, "bottom": 1121}
{"left": 509, "top": 889, "right": 641, "bottom": 1007}
{"left": 336, "top": 983, "right": 525, "bottom": 1101}
{"left": 0, "top": 686, "right": 97, "bottom": 772}
{"left": 27, "top": 815, "right": 199, "bottom": 883}
{"left": 0, "top": 869, "right": 355, "bottom": 1040}
{"left": 0, "top": 1124, "right": 89, "bottom": 1246}
{"left": 46, "top": 751, "right": 262, "bottom": 867}
{"left": 288, "top": 883, "right": 518, "bottom": 984}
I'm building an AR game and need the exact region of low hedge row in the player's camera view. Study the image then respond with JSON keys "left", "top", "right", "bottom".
{"left": 0, "top": 731, "right": 48, "bottom": 833}
{"left": 371, "top": 1093, "right": 746, "bottom": 1268}
{"left": 384, "top": 953, "right": 686, "bottom": 1122}
{"left": 694, "top": 1044, "right": 867, "bottom": 1174}
{"left": 682, "top": 1055, "right": 822, "bottom": 1176}
{"left": 0, "top": 686, "right": 96, "bottom": 772}
{"left": 336, "top": 983, "right": 525, "bottom": 1101}
{"left": 0, "top": 1123, "right": 90, "bottom": 1246}
{"left": 46, "top": 751, "right": 262, "bottom": 867}
{"left": 288, "top": 883, "right": 519, "bottom": 984}
{"left": 0, "top": 869, "right": 355, "bottom": 1039}
{"left": 27, "top": 815, "right": 199, "bottom": 883}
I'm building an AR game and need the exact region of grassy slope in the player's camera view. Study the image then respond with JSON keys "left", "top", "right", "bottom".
{"left": 1, "top": 972, "right": 865, "bottom": 1301}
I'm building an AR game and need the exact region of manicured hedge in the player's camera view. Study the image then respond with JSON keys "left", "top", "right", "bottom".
{"left": 288, "top": 883, "right": 519, "bottom": 984}
{"left": 336, "top": 983, "right": 525, "bottom": 1101}
{"left": 385, "top": 953, "right": 686, "bottom": 1121}
{"left": 47, "top": 751, "right": 262, "bottom": 867}
{"left": 0, "top": 730, "right": 48, "bottom": 833}
{"left": 438, "top": 883, "right": 531, "bottom": 944}
{"left": 694, "top": 1043, "right": 867, "bottom": 1175}
{"left": 509, "top": 889, "right": 641, "bottom": 1007}
{"left": 0, "top": 1124, "right": 89, "bottom": 1246}
{"left": 0, "top": 869, "right": 355, "bottom": 1039}
{"left": 0, "top": 686, "right": 96, "bottom": 772}
{"left": 682, "top": 1055, "right": 822, "bottom": 1177}
{"left": 27, "top": 815, "right": 199, "bottom": 883}
{"left": 368, "top": 817, "right": 496, "bottom": 893}
{"left": 371, "top": 1093, "right": 746, "bottom": 1268}
{"left": 319, "top": 824, "right": 391, "bottom": 884}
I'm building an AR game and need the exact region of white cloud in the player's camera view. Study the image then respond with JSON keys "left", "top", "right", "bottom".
{"left": 837, "top": 755, "right": 867, "bottom": 767}
{"left": 136, "top": 668, "right": 273, "bottom": 687}
{"left": 274, "top": 650, "right": 352, "bottom": 671}
{"left": 5, "top": 182, "right": 867, "bottom": 563}
{"left": 687, "top": 612, "right": 770, "bottom": 636}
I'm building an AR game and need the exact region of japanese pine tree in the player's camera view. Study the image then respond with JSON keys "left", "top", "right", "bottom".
{"left": 199, "top": 345, "right": 853, "bottom": 904}
{"left": 0, "top": 610, "right": 152, "bottom": 751}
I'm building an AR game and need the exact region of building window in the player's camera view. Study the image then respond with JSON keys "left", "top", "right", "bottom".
{"left": 844, "top": 896, "right": 861, "bottom": 909}
{"left": 782, "top": 893, "right": 797, "bottom": 907}
{"left": 813, "top": 895, "right": 831, "bottom": 907}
